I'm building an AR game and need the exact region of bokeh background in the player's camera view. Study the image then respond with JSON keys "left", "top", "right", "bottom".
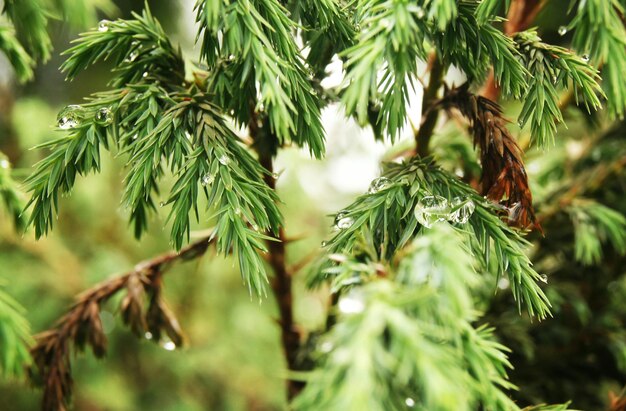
{"left": 1, "top": 1, "right": 626, "bottom": 410}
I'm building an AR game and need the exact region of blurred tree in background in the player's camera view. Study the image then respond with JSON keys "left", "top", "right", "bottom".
{"left": 0, "top": 1, "right": 625, "bottom": 410}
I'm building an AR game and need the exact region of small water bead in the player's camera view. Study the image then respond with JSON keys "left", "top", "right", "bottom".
{"left": 321, "top": 241, "right": 327, "bottom": 247}
{"left": 0, "top": 159, "right": 9, "bottom": 169}
{"left": 497, "top": 277, "right": 510, "bottom": 290}
{"left": 415, "top": 6, "right": 425, "bottom": 19}
{"left": 251, "top": 224, "right": 259, "bottom": 232}
{"left": 581, "top": 54, "right": 590, "bottom": 63}
{"left": 201, "top": 173, "right": 214, "bottom": 186}
{"left": 218, "top": 154, "right": 231, "bottom": 166}
{"left": 57, "top": 105, "right": 85, "bottom": 129}
{"left": 98, "top": 19, "right": 111, "bottom": 32}
{"left": 414, "top": 195, "right": 449, "bottom": 228}
{"left": 368, "top": 176, "right": 391, "bottom": 194}
{"left": 338, "top": 290, "right": 365, "bottom": 314}
{"left": 94, "top": 107, "right": 113, "bottom": 126}
{"left": 161, "top": 340, "right": 176, "bottom": 351}
{"left": 159, "top": 201, "right": 166, "bottom": 207}
{"left": 449, "top": 197, "right": 475, "bottom": 224}
{"left": 144, "top": 331, "right": 153, "bottom": 340}
{"left": 335, "top": 216, "right": 354, "bottom": 230}
{"left": 125, "top": 50, "right": 138, "bottom": 63}
{"left": 234, "top": 207, "right": 241, "bottom": 216}
{"left": 319, "top": 341, "right": 334, "bottom": 353}
{"left": 271, "top": 172, "right": 279, "bottom": 179}
{"left": 142, "top": 71, "right": 149, "bottom": 78}
{"left": 405, "top": 397, "right": 416, "bottom": 408}
{"left": 539, "top": 274, "right": 548, "bottom": 284}
{"left": 558, "top": 25, "right": 568, "bottom": 36}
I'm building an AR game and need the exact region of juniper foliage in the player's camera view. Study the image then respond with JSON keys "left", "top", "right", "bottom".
{"left": 1, "top": 0, "right": 625, "bottom": 410}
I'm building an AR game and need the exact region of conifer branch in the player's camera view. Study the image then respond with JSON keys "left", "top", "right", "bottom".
{"left": 481, "top": 0, "right": 545, "bottom": 100}
{"left": 570, "top": 0, "right": 626, "bottom": 118}
{"left": 312, "top": 157, "right": 550, "bottom": 318}
{"left": 514, "top": 29, "right": 604, "bottom": 146}
{"left": 28, "top": 236, "right": 213, "bottom": 411}
{"left": 0, "top": 26, "right": 34, "bottom": 83}
{"left": 0, "top": 283, "right": 32, "bottom": 378}
{"left": 440, "top": 84, "right": 539, "bottom": 230}
{"left": 298, "top": 225, "right": 522, "bottom": 410}
{"left": 0, "top": 152, "right": 25, "bottom": 230}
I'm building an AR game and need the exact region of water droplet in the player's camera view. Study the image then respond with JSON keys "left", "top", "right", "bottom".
{"left": 144, "top": 331, "right": 153, "bottom": 340}
{"left": 320, "top": 341, "right": 334, "bottom": 353}
{"left": 415, "top": 6, "right": 425, "bottom": 18}
{"left": 57, "top": 105, "right": 85, "bottom": 129}
{"left": 321, "top": 241, "right": 327, "bottom": 247}
{"left": 558, "top": 26, "right": 567, "bottom": 36}
{"left": 0, "top": 159, "right": 9, "bottom": 169}
{"left": 507, "top": 202, "right": 522, "bottom": 222}
{"left": 142, "top": 71, "right": 149, "bottom": 78}
{"left": 335, "top": 216, "right": 354, "bottom": 230}
{"left": 218, "top": 154, "right": 231, "bottom": 165}
{"left": 414, "top": 195, "right": 449, "bottom": 228}
{"left": 125, "top": 50, "right": 138, "bottom": 63}
{"left": 162, "top": 340, "right": 176, "bottom": 351}
{"left": 449, "top": 197, "right": 475, "bottom": 224}
{"left": 338, "top": 290, "right": 365, "bottom": 314}
{"left": 94, "top": 107, "right": 113, "bottom": 126}
{"left": 132, "top": 134, "right": 139, "bottom": 140}
{"left": 271, "top": 172, "right": 279, "bottom": 179}
{"left": 159, "top": 201, "right": 165, "bottom": 207}
{"left": 201, "top": 173, "right": 214, "bottom": 186}
{"left": 517, "top": 119, "right": 524, "bottom": 128}
{"left": 581, "top": 54, "right": 590, "bottom": 63}
{"left": 368, "top": 176, "right": 391, "bottom": 194}
{"left": 98, "top": 19, "right": 111, "bottom": 32}
{"left": 405, "top": 397, "right": 416, "bottom": 408}
{"left": 251, "top": 224, "right": 259, "bottom": 231}
{"left": 497, "top": 277, "right": 510, "bottom": 290}
{"left": 234, "top": 207, "right": 241, "bottom": 216}
{"left": 539, "top": 274, "right": 548, "bottom": 284}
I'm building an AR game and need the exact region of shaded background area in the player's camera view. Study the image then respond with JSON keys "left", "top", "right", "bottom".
{"left": 1, "top": 0, "right": 625, "bottom": 410}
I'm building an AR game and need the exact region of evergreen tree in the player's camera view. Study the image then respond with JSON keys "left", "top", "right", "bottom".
{"left": 1, "top": 0, "right": 626, "bottom": 410}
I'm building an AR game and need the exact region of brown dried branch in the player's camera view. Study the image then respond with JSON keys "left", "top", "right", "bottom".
{"left": 28, "top": 236, "right": 212, "bottom": 411}
{"left": 440, "top": 84, "right": 540, "bottom": 230}
{"left": 609, "top": 388, "right": 626, "bottom": 411}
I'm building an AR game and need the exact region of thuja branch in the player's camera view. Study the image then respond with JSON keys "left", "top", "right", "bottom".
{"left": 28, "top": 236, "right": 212, "bottom": 411}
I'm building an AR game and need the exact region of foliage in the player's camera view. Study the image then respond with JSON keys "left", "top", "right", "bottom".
{"left": 0, "top": 0, "right": 626, "bottom": 410}
{"left": 298, "top": 225, "right": 519, "bottom": 411}
{"left": 0, "top": 283, "right": 32, "bottom": 377}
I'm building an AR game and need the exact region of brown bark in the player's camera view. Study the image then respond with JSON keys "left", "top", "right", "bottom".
{"left": 250, "top": 116, "right": 303, "bottom": 401}
{"left": 415, "top": 54, "right": 445, "bottom": 157}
